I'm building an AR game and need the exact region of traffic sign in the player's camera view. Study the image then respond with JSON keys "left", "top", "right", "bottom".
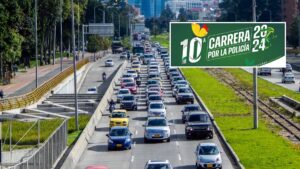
{"left": 170, "top": 22, "right": 286, "bottom": 67}
{"left": 85, "top": 23, "right": 114, "bottom": 36}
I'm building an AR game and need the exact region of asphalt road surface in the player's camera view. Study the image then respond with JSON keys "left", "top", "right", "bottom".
{"left": 76, "top": 56, "right": 235, "bottom": 169}
{"left": 243, "top": 68, "right": 300, "bottom": 92}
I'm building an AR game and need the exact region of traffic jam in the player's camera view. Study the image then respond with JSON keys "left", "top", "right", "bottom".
{"left": 102, "top": 40, "right": 223, "bottom": 169}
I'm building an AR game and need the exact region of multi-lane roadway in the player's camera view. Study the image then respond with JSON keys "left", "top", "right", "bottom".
{"left": 75, "top": 52, "right": 235, "bottom": 169}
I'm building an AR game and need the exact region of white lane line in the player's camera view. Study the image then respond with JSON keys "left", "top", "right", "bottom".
{"left": 133, "top": 141, "right": 136, "bottom": 147}
{"left": 135, "top": 130, "right": 138, "bottom": 135}
{"left": 131, "top": 156, "right": 135, "bottom": 162}
{"left": 178, "top": 154, "right": 182, "bottom": 161}
{"left": 173, "top": 129, "right": 176, "bottom": 134}
{"left": 176, "top": 141, "right": 179, "bottom": 146}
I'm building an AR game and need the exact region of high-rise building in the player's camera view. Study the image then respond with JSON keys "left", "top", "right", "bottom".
{"left": 141, "top": 0, "right": 166, "bottom": 18}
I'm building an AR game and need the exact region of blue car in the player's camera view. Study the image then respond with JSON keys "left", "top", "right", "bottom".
{"left": 106, "top": 126, "right": 132, "bottom": 150}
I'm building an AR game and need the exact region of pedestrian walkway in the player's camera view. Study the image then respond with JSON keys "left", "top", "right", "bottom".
{"left": 0, "top": 51, "right": 105, "bottom": 98}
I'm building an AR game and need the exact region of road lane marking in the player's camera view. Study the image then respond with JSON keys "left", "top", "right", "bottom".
{"left": 135, "top": 130, "right": 138, "bottom": 135}
{"left": 178, "top": 154, "right": 182, "bottom": 161}
{"left": 133, "top": 141, "right": 136, "bottom": 147}
{"left": 176, "top": 141, "right": 179, "bottom": 146}
{"left": 173, "top": 129, "right": 176, "bottom": 134}
{"left": 131, "top": 156, "right": 135, "bottom": 162}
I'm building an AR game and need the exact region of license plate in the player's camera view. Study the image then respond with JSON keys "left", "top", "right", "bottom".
{"left": 207, "top": 164, "right": 213, "bottom": 168}
{"left": 116, "top": 144, "right": 122, "bottom": 148}
{"left": 153, "top": 134, "right": 161, "bottom": 138}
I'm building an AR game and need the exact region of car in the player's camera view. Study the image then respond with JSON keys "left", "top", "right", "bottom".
{"left": 148, "top": 65, "right": 160, "bottom": 73}
{"left": 147, "top": 87, "right": 163, "bottom": 97}
{"left": 121, "top": 78, "right": 135, "bottom": 88}
{"left": 147, "top": 91, "right": 160, "bottom": 98}
{"left": 148, "top": 72, "right": 160, "bottom": 80}
{"left": 171, "top": 76, "right": 185, "bottom": 86}
{"left": 167, "top": 68, "right": 178, "bottom": 75}
{"left": 106, "top": 126, "right": 132, "bottom": 150}
{"left": 126, "top": 70, "right": 138, "bottom": 79}
{"left": 147, "top": 79, "right": 162, "bottom": 87}
{"left": 282, "top": 72, "right": 295, "bottom": 83}
{"left": 123, "top": 82, "right": 137, "bottom": 94}
{"left": 143, "top": 53, "right": 155, "bottom": 64}
{"left": 148, "top": 102, "right": 167, "bottom": 117}
{"left": 281, "top": 63, "right": 293, "bottom": 72}
{"left": 195, "top": 143, "right": 222, "bottom": 169}
{"left": 161, "top": 53, "right": 169, "bottom": 59}
{"left": 175, "top": 87, "right": 194, "bottom": 104}
{"left": 122, "top": 73, "right": 135, "bottom": 79}
{"left": 132, "top": 64, "right": 141, "bottom": 73}
{"left": 258, "top": 68, "right": 272, "bottom": 76}
{"left": 144, "top": 117, "right": 171, "bottom": 143}
{"left": 173, "top": 84, "right": 189, "bottom": 96}
{"left": 105, "top": 59, "right": 114, "bottom": 67}
{"left": 120, "top": 94, "right": 137, "bottom": 110}
{"left": 144, "top": 160, "right": 173, "bottom": 169}
{"left": 148, "top": 62, "right": 160, "bottom": 67}
{"left": 132, "top": 60, "right": 141, "bottom": 66}
{"left": 120, "top": 52, "right": 127, "bottom": 59}
{"left": 160, "top": 47, "right": 168, "bottom": 55}
{"left": 169, "top": 72, "right": 181, "bottom": 80}
{"left": 117, "top": 88, "right": 131, "bottom": 102}
{"left": 147, "top": 95, "right": 164, "bottom": 106}
{"left": 175, "top": 80, "right": 189, "bottom": 86}
{"left": 85, "top": 165, "right": 109, "bottom": 169}
{"left": 87, "top": 87, "right": 97, "bottom": 94}
{"left": 109, "top": 109, "right": 129, "bottom": 128}
{"left": 185, "top": 111, "right": 213, "bottom": 139}
{"left": 181, "top": 104, "right": 202, "bottom": 123}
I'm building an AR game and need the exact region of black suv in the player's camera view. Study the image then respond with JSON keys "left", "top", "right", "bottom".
{"left": 175, "top": 87, "right": 194, "bottom": 104}
{"left": 185, "top": 111, "right": 213, "bottom": 139}
{"left": 120, "top": 95, "right": 137, "bottom": 110}
{"left": 181, "top": 104, "right": 202, "bottom": 123}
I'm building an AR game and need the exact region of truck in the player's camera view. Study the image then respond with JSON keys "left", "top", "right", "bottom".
{"left": 111, "top": 41, "right": 123, "bottom": 54}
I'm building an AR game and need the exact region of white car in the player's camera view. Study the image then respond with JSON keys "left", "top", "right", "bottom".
{"left": 105, "top": 59, "right": 114, "bottom": 67}
{"left": 144, "top": 117, "right": 171, "bottom": 142}
{"left": 148, "top": 102, "right": 166, "bottom": 117}
{"left": 117, "top": 89, "right": 131, "bottom": 103}
{"left": 126, "top": 70, "right": 138, "bottom": 79}
{"left": 144, "top": 160, "right": 173, "bottom": 169}
{"left": 195, "top": 143, "right": 222, "bottom": 169}
{"left": 282, "top": 72, "right": 295, "bottom": 83}
{"left": 86, "top": 87, "right": 97, "bottom": 94}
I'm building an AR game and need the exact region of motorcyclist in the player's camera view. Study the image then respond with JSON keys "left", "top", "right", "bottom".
{"left": 109, "top": 99, "right": 115, "bottom": 113}
{"left": 102, "top": 72, "right": 106, "bottom": 81}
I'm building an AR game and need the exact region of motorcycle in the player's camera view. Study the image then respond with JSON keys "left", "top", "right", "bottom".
{"left": 102, "top": 74, "right": 107, "bottom": 81}
{"left": 109, "top": 103, "right": 115, "bottom": 113}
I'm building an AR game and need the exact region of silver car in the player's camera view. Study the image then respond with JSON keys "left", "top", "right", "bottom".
{"left": 105, "top": 59, "right": 114, "bottom": 67}
{"left": 195, "top": 143, "right": 222, "bottom": 169}
{"left": 144, "top": 117, "right": 171, "bottom": 142}
{"left": 148, "top": 102, "right": 167, "bottom": 117}
{"left": 282, "top": 72, "right": 295, "bottom": 83}
{"left": 117, "top": 89, "right": 131, "bottom": 103}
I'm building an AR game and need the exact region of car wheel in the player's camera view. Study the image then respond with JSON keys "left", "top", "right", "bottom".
{"left": 191, "top": 100, "right": 194, "bottom": 104}
{"left": 185, "top": 134, "right": 190, "bottom": 140}
{"left": 167, "top": 137, "right": 170, "bottom": 142}
{"left": 196, "top": 163, "right": 201, "bottom": 169}
{"left": 144, "top": 138, "right": 148, "bottom": 143}
{"left": 208, "top": 133, "right": 213, "bottom": 139}
{"left": 128, "top": 146, "right": 132, "bottom": 150}
{"left": 107, "top": 147, "right": 112, "bottom": 151}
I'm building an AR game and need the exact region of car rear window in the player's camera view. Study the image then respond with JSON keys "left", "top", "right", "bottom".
{"left": 188, "top": 114, "right": 209, "bottom": 122}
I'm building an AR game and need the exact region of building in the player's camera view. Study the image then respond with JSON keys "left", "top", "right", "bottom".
{"left": 282, "top": 0, "right": 299, "bottom": 34}
{"left": 166, "top": 0, "right": 219, "bottom": 21}
{"left": 141, "top": 0, "right": 166, "bottom": 18}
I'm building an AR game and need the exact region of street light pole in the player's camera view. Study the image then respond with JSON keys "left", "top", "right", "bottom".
{"left": 252, "top": 0, "right": 258, "bottom": 129}
{"left": 77, "top": 1, "right": 80, "bottom": 60}
{"left": 71, "top": 0, "right": 79, "bottom": 131}
{"left": 118, "top": 14, "right": 121, "bottom": 38}
{"left": 60, "top": 0, "right": 63, "bottom": 71}
{"left": 35, "top": 0, "right": 38, "bottom": 88}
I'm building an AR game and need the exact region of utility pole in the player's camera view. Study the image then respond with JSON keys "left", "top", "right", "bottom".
{"left": 60, "top": 0, "right": 63, "bottom": 71}
{"left": 252, "top": 0, "right": 258, "bottom": 129}
{"left": 77, "top": 1, "right": 80, "bottom": 60}
{"left": 71, "top": 0, "right": 79, "bottom": 131}
{"left": 118, "top": 14, "right": 121, "bottom": 38}
{"left": 35, "top": 0, "right": 38, "bottom": 88}
{"left": 53, "top": 23, "right": 57, "bottom": 65}
{"left": 154, "top": 0, "right": 156, "bottom": 38}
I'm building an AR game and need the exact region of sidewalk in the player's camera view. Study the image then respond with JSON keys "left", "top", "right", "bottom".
{"left": 0, "top": 51, "right": 104, "bottom": 98}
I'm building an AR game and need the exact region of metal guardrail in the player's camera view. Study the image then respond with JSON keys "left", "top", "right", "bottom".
{"left": 5, "top": 120, "right": 68, "bottom": 169}
{"left": 0, "top": 59, "right": 89, "bottom": 112}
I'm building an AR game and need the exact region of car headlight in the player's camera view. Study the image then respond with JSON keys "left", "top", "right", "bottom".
{"left": 125, "top": 138, "right": 131, "bottom": 142}
{"left": 186, "top": 126, "right": 193, "bottom": 131}
{"left": 108, "top": 138, "right": 114, "bottom": 144}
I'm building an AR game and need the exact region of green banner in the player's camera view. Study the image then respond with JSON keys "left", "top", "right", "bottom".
{"left": 170, "top": 22, "right": 285, "bottom": 67}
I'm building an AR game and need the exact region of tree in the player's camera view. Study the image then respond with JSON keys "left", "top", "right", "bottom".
{"left": 159, "top": 5, "right": 175, "bottom": 32}
{"left": 178, "top": 8, "right": 187, "bottom": 22}
{"left": 288, "top": 17, "right": 299, "bottom": 49}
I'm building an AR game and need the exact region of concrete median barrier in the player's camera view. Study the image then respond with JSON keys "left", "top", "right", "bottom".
{"left": 59, "top": 60, "right": 128, "bottom": 169}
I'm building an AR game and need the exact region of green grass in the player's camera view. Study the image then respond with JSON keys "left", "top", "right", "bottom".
{"left": 151, "top": 33, "right": 169, "bottom": 48}
{"left": 182, "top": 68, "right": 300, "bottom": 169}
{"left": 67, "top": 114, "right": 91, "bottom": 146}
{"left": 225, "top": 68, "right": 300, "bottom": 102}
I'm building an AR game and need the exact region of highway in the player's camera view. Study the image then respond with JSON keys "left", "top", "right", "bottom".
{"left": 243, "top": 68, "right": 300, "bottom": 92}
{"left": 75, "top": 55, "right": 235, "bottom": 169}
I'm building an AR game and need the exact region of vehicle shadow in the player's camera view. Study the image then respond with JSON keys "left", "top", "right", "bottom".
{"left": 87, "top": 144, "right": 108, "bottom": 152}
{"left": 133, "top": 137, "right": 169, "bottom": 144}
{"left": 95, "top": 127, "right": 110, "bottom": 132}
{"left": 168, "top": 119, "right": 183, "bottom": 125}
{"left": 171, "top": 133, "right": 211, "bottom": 142}
{"left": 132, "top": 116, "right": 147, "bottom": 121}
{"left": 173, "top": 165, "right": 195, "bottom": 169}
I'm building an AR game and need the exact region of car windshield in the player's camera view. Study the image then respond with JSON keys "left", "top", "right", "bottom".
{"left": 123, "top": 96, "right": 134, "bottom": 101}
{"left": 174, "top": 77, "right": 183, "bottom": 81}
{"left": 179, "top": 88, "right": 191, "bottom": 93}
{"left": 145, "top": 55, "right": 153, "bottom": 58}
{"left": 147, "top": 119, "right": 167, "bottom": 126}
{"left": 123, "top": 74, "right": 132, "bottom": 78}
{"left": 150, "top": 103, "right": 164, "bottom": 109}
{"left": 188, "top": 114, "right": 209, "bottom": 122}
{"left": 149, "top": 88, "right": 159, "bottom": 91}
{"left": 199, "top": 146, "right": 219, "bottom": 155}
{"left": 132, "top": 65, "right": 139, "bottom": 68}
{"left": 185, "top": 106, "right": 200, "bottom": 111}
{"left": 177, "top": 81, "right": 188, "bottom": 85}
{"left": 148, "top": 81, "right": 159, "bottom": 84}
{"left": 127, "top": 71, "right": 136, "bottom": 74}
{"left": 149, "top": 96, "right": 162, "bottom": 101}
{"left": 125, "top": 83, "right": 135, "bottom": 87}
{"left": 148, "top": 92, "right": 159, "bottom": 96}
{"left": 109, "top": 128, "right": 128, "bottom": 136}
{"left": 88, "top": 88, "right": 96, "bottom": 91}
{"left": 106, "top": 60, "right": 112, "bottom": 62}
{"left": 146, "top": 164, "right": 171, "bottom": 169}
{"left": 111, "top": 112, "right": 126, "bottom": 118}
{"left": 119, "top": 90, "right": 129, "bottom": 94}
{"left": 123, "top": 79, "right": 132, "bottom": 83}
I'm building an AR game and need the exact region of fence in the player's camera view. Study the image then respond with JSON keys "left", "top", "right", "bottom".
{"left": 4, "top": 119, "right": 67, "bottom": 169}
{"left": 0, "top": 58, "right": 89, "bottom": 112}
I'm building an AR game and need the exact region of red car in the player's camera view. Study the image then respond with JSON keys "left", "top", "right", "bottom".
{"left": 85, "top": 165, "right": 109, "bottom": 169}
{"left": 124, "top": 82, "right": 137, "bottom": 94}
{"left": 121, "top": 78, "right": 134, "bottom": 88}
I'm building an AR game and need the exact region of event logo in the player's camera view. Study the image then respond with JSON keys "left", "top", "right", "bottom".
{"left": 171, "top": 22, "right": 285, "bottom": 67}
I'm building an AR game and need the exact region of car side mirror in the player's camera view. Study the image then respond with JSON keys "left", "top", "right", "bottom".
{"left": 106, "top": 134, "right": 109, "bottom": 137}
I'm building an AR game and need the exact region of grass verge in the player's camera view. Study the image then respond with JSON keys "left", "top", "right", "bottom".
{"left": 182, "top": 68, "right": 300, "bottom": 169}
{"left": 67, "top": 114, "right": 91, "bottom": 146}
{"left": 225, "top": 68, "right": 300, "bottom": 102}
